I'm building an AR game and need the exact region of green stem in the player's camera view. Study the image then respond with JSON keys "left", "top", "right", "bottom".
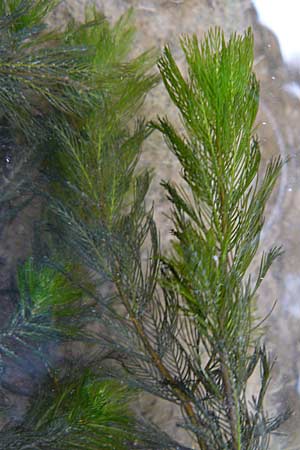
{"left": 216, "top": 134, "right": 241, "bottom": 450}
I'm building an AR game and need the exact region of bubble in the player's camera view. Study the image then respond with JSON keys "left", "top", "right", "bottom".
{"left": 262, "top": 121, "right": 267, "bottom": 126}
{"left": 212, "top": 255, "right": 218, "bottom": 264}
{"left": 271, "top": 76, "right": 276, "bottom": 80}
{"left": 296, "top": 375, "right": 300, "bottom": 396}
{"left": 5, "top": 155, "right": 11, "bottom": 164}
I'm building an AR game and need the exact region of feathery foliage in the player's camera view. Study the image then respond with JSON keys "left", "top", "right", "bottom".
{"left": 63, "top": 7, "right": 157, "bottom": 123}
{"left": 0, "top": 255, "right": 158, "bottom": 448}
{"left": 0, "top": 364, "right": 189, "bottom": 449}
{"left": 152, "top": 28, "right": 287, "bottom": 449}
{"left": 0, "top": 0, "right": 92, "bottom": 136}
{"left": 45, "top": 6, "right": 158, "bottom": 238}
{"left": 0, "top": 257, "right": 87, "bottom": 396}
{"left": 51, "top": 27, "right": 288, "bottom": 450}
{"left": 0, "top": 2, "right": 159, "bottom": 448}
{"left": 0, "top": 0, "right": 60, "bottom": 30}
{"left": 0, "top": 367, "right": 139, "bottom": 449}
{"left": 0, "top": 0, "right": 289, "bottom": 448}
{"left": 0, "top": 0, "right": 85, "bottom": 231}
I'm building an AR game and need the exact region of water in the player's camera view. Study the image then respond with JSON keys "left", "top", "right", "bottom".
{"left": 2, "top": 1, "right": 299, "bottom": 449}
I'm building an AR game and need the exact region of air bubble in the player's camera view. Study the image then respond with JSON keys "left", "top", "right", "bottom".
{"left": 296, "top": 375, "right": 300, "bottom": 395}
{"left": 271, "top": 76, "right": 276, "bottom": 80}
{"left": 262, "top": 121, "right": 267, "bottom": 126}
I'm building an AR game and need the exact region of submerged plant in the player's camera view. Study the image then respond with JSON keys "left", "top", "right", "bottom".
{"left": 50, "top": 23, "right": 289, "bottom": 450}
{"left": 1, "top": 362, "right": 147, "bottom": 450}
{"left": 0, "top": 1, "right": 159, "bottom": 448}
{"left": 0, "top": 1, "right": 290, "bottom": 448}
{"left": 152, "top": 28, "right": 288, "bottom": 449}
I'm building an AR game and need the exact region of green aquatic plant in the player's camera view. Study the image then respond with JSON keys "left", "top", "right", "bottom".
{"left": 0, "top": 1, "right": 159, "bottom": 449}
{"left": 0, "top": 256, "right": 173, "bottom": 449}
{"left": 0, "top": 257, "right": 89, "bottom": 395}
{"left": 152, "top": 28, "right": 288, "bottom": 449}
{"left": 53, "top": 27, "right": 288, "bottom": 450}
{"left": 0, "top": 362, "right": 183, "bottom": 449}
{"left": 63, "top": 6, "right": 157, "bottom": 122}
{"left": 0, "top": 1, "right": 290, "bottom": 449}
{"left": 0, "top": 363, "right": 139, "bottom": 449}
{"left": 43, "top": 6, "right": 158, "bottom": 246}
{"left": 0, "top": 0, "right": 91, "bottom": 135}
{"left": 0, "top": 0, "right": 91, "bottom": 231}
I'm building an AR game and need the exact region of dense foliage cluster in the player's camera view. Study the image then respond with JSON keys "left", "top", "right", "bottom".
{"left": 0, "top": 1, "right": 288, "bottom": 449}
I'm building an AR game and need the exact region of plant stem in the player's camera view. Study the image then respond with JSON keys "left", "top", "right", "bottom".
{"left": 218, "top": 140, "right": 241, "bottom": 449}
{"left": 116, "top": 278, "right": 208, "bottom": 450}
{"left": 220, "top": 352, "right": 241, "bottom": 450}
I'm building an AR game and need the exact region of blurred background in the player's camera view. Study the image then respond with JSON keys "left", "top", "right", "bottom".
{"left": 3, "top": 1, "right": 299, "bottom": 449}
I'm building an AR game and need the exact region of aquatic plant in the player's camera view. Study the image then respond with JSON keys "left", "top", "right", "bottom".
{"left": 152, "top": 29, "right": 289, "bottom": 449}
{"left": 0, "top": 1, "right": 289, "bottom": 449}
{"left": 52, "top": 24, "right": 288, "bottom": 450}
{"left": 0, "top": 1, "right": 158, "bottom": 448}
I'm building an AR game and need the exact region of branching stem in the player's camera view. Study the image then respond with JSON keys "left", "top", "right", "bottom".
{"left": 116, "top": 276, "right": 208, "bottom": 450}
{"left": 220, "top": 352, "right": 241, "bottom": 450}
